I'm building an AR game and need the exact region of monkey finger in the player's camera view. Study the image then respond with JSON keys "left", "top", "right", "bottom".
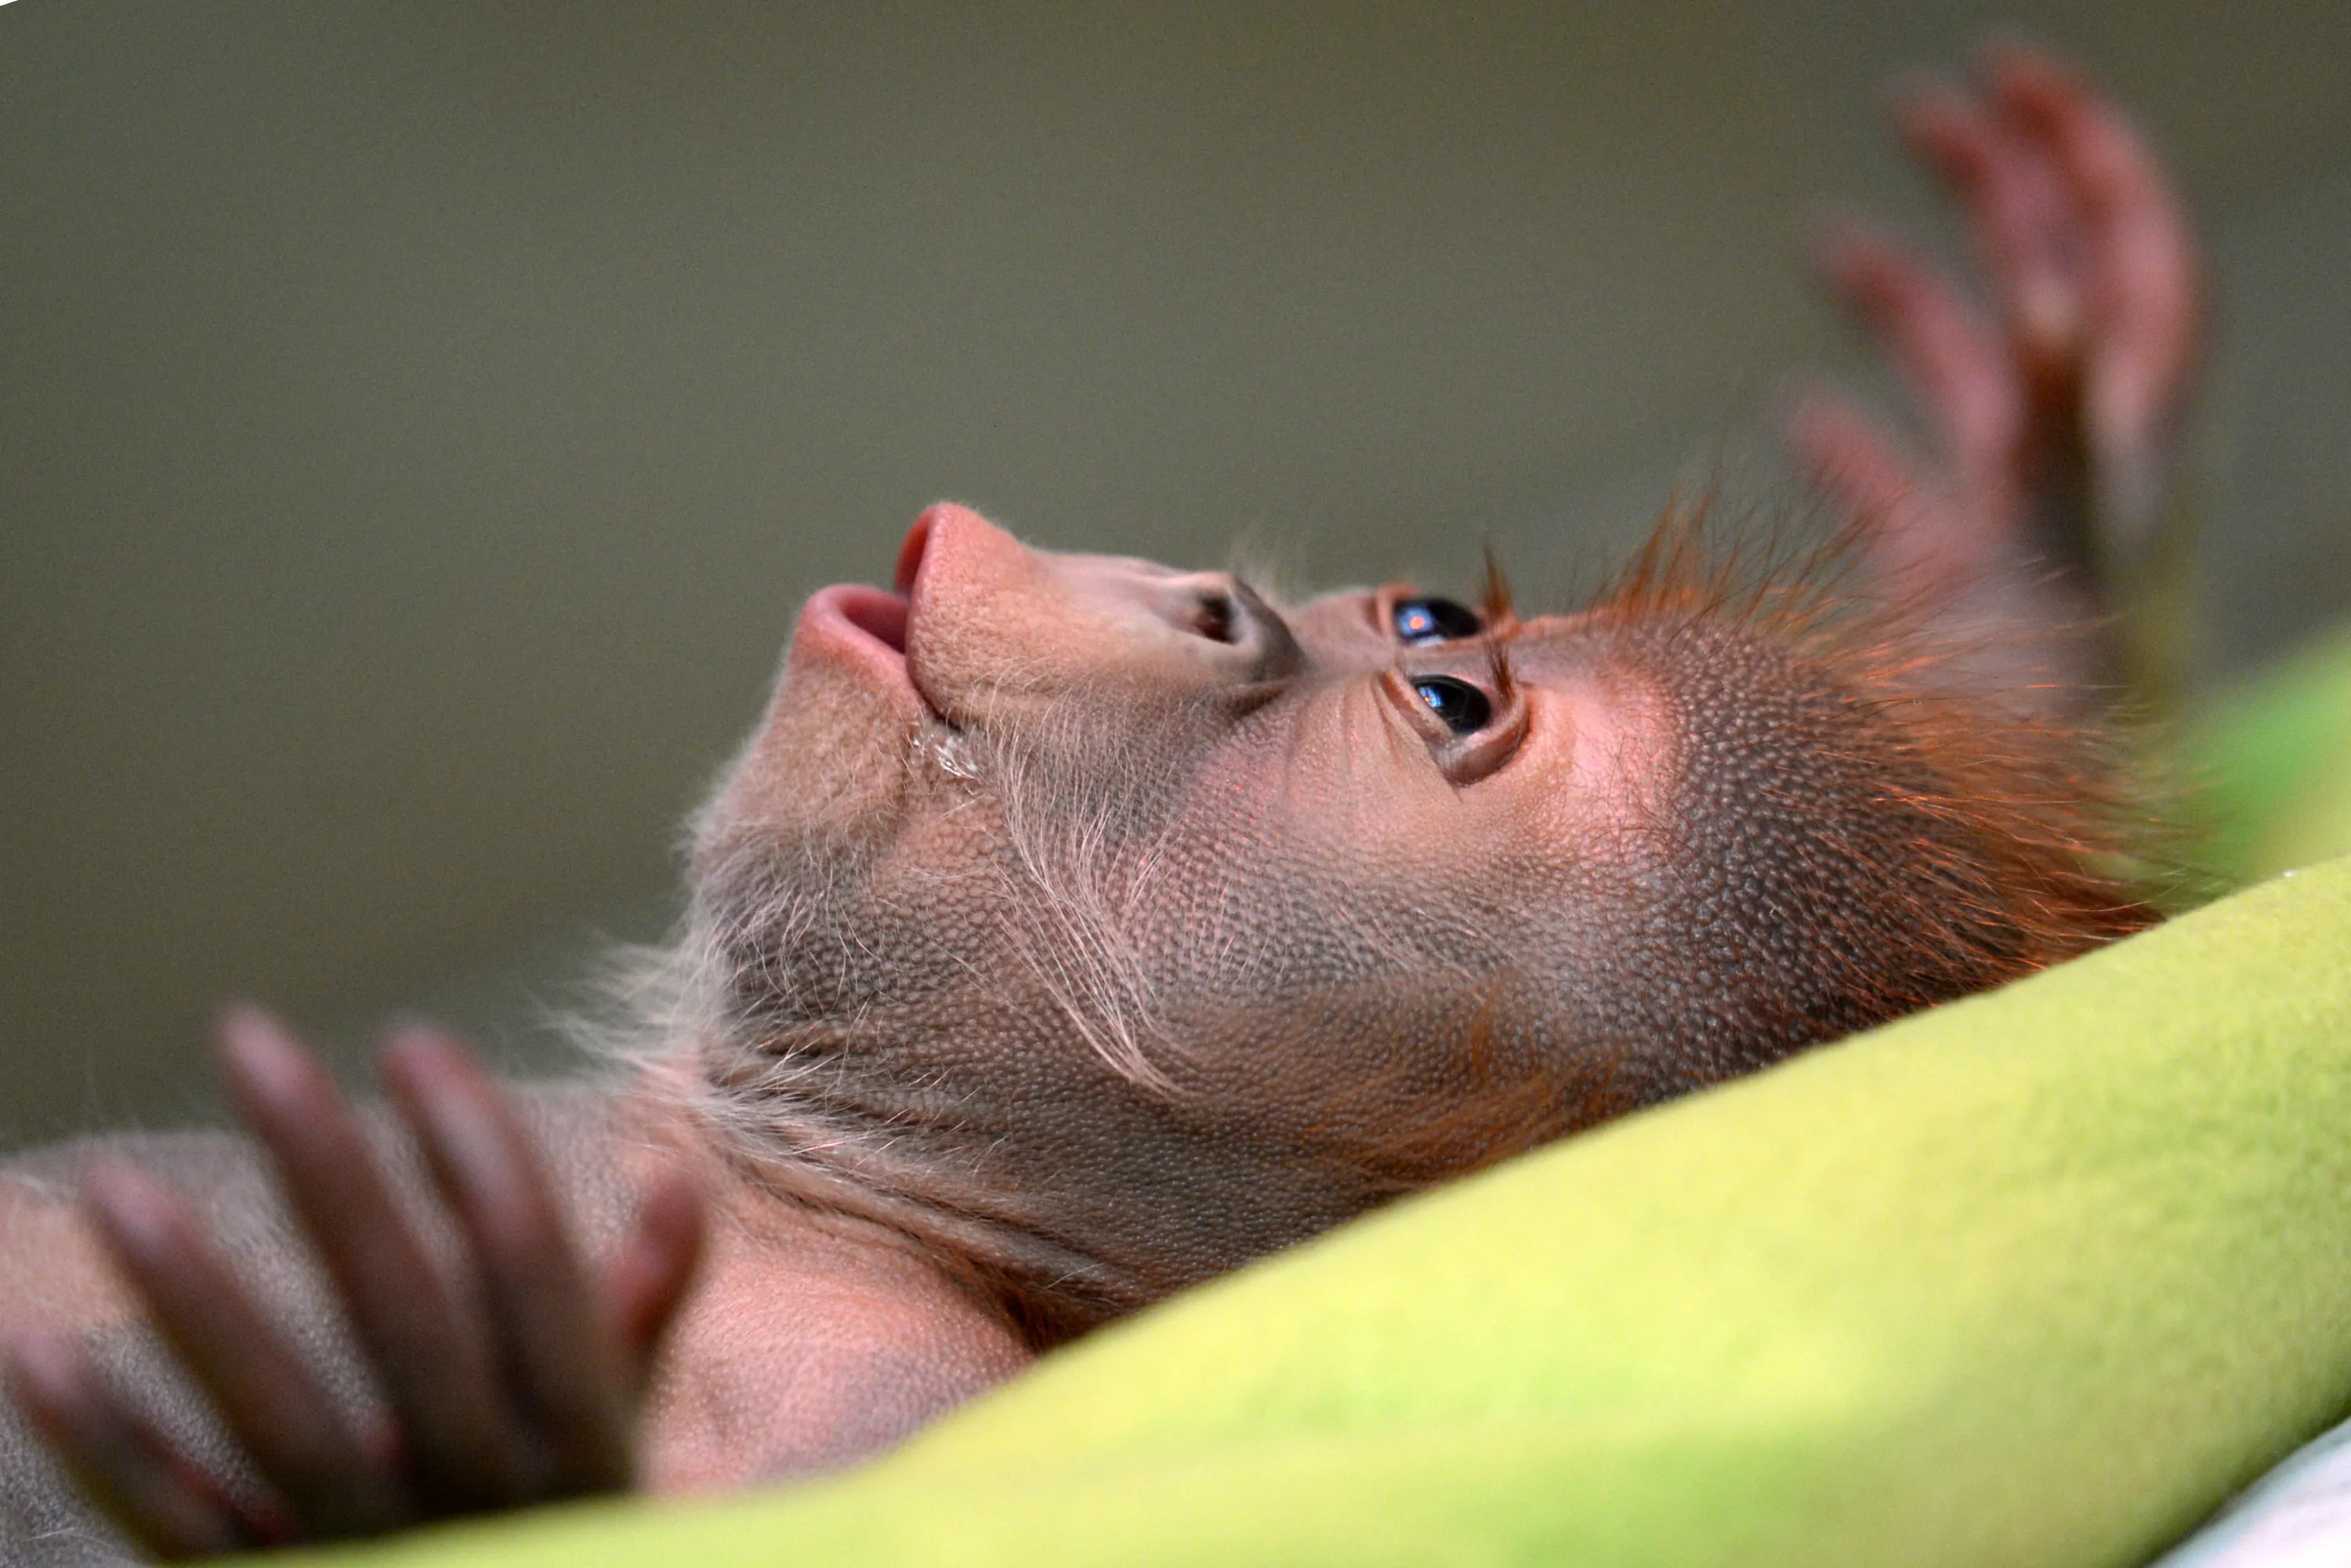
{"left": 1893, "top": 78, "right": 2086, "bottom": 368}
{"left": 215, "top": 1009, "right": 531, "bottom": 1513}
{"left": 1784, "top": 389, "right": 2002, "bottom": 593}
{"left": 1813, "top": 224, "right": 2023, "bottom": 487}
{"left": 5, "top": 1327, "right": 288, "bottom": 1559}
{"left": 382, "top": 1029, "right": 633, "bottom": 1497}
{"left": 78, "top": 1161, "right": 406, "bottom": 1538}
{"left": 1988, "top": 45, "right": 2201, "bottom": 458}
{"left": 602, "top": 1165, "right": 707, "bottom": 1394}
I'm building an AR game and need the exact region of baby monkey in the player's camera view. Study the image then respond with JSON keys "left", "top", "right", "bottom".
{"left": 0, "top": 45, "right": 2195, "bottom": 1563}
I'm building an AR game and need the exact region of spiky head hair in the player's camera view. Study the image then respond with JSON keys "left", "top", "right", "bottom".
{"left": 1308, "top": 503, "right": 2163, "bottom": 1197}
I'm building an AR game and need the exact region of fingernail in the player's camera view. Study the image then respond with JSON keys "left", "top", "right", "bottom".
{"left": 396, "top": 1058, "right": 517, "bottom": 1195}
{"left": 215, "top": 1005, "right": 312, "bottom": 1103}
{"left": 3, "top": 1327, "right": 78, "bottom": 1394}
{"left": 85, "top": 1165, "right": 179, "bottom": 1256}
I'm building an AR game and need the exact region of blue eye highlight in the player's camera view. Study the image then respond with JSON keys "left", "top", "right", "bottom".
{"left": 1392, "top": 596, "right": 1481, "bottom": 646}
{"left": 1412, "top": 676, "right": 1492, "bottom": 735}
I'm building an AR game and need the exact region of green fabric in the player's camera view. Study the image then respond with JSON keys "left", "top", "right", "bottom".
{"left": 292, "top": 856, "right": 2351, "bottom": 1568}
{"left": 274, "top": 635, "right": 2351, "bottom": 1568}
{"left": 2186, "top": 621, "right": 2351, "bottom": 885}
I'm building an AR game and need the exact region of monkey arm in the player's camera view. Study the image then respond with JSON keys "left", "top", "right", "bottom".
{"left": 1, "top": 1012, "right": 703, "bottom": 1559}
{"left": 1788, "top": 43, "right": 2203, "bottom": 715}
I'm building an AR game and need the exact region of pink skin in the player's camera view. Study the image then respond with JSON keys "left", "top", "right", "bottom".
{"left": 0, "top": 44, "right": 2193, "bottom": 1559}
{"left": 759, "top": 502, "right": 1658, "bottom": 901}
{"left": 5, "top": 505, "right": 1679, "bottom": 1555}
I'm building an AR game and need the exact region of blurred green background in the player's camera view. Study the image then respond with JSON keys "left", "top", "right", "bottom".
{"left": 5, "top": 1, "right": 2350, "bottom": 1139}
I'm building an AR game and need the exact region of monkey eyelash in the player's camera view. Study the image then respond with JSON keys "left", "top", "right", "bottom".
{"left": 1478, "top": 543, "right": 1520, "bottom": 701}
{"left": 1484, "top": 637, "right": 1518, "bottom": 706}
{"left": 1478, "top": 542, "right": 1516, "bottom": 632}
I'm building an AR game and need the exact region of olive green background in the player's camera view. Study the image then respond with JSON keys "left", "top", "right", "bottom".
{"left": 5, "top": 2, "right": 2351, "bottom": 1137}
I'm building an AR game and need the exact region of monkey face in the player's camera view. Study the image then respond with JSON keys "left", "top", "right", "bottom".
{"left": 680, "top": 503, "right": 2140, "bottom": 1304}
{"left": 697, "top": 502, "right": 1661, "bottom": 1063}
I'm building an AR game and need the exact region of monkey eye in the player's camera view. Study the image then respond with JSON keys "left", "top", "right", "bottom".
{"left": 1381, "top": 664, "right": 1526, "bottom": 783}
{"left": 1392, "top": 595, "right": 1483, "bottom": 646}
{"left": 1411, "top": 675, "right": 1491, "bottom": 734}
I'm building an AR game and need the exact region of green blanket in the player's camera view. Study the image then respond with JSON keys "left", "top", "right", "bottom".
{"left": 281, "top": 636, "right": 2351, "bottom": 1568}
{"left": 2186, "top": 624, "right": 2351, "bottom": 887}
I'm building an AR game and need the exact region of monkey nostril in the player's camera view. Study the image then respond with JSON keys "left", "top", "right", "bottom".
{"left": 1189, "top": 592, "right": 1237, "bottom": 644}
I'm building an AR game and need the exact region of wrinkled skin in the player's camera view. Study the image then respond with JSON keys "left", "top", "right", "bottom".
{"left": 0, "top": 46, "right": 2199, "bottom": 1563}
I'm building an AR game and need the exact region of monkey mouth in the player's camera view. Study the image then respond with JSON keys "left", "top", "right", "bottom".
{"left": 824, "top": 506, "right": 933, "bottom": 661}
{"left": 801, "top": 583, "right": 914, "bottom": 683}
{"left": 828, "top": 585, "right": 910, "bottom": 657}
{"left": 791, "top": 513, "right": 943, "bottom": 721}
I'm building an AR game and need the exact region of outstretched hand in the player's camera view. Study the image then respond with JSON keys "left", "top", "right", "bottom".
{"left": 4, "top": 1009, "right": 705, "bottom": 1559}
{"left": 1790, "top": 42, "right": 2203, "bottom": 708}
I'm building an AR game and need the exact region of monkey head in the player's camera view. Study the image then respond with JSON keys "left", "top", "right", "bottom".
{"left": 678, "top": 503, "right": 2147, "bottom": 1338}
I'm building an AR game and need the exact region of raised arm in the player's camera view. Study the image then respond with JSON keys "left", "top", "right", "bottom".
{"left": 1788, "top": 43, "right": 2203, "bottom": 716}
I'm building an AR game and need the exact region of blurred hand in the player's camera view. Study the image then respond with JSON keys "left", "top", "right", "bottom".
{"left": 5, "top": 1009, "right": 705, "bottom": 1558}
{"left": 1788, "top": 42, "right": 2203, "bottom": 708}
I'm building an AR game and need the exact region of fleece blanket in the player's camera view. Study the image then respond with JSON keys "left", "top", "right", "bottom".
{"left": 263, "top": 639, "right": 2351, "bottom": 1568}
{"left": 279, "top": 864, "right": 2351, "bottom": 1566}
{"left": 2187, "top": 623, "right": 2351, "bottom": 885}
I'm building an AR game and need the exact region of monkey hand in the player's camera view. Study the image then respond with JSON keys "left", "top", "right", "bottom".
{"left": 1789, "top": 42, "right": 2202, "bottom": 712}
{"left": 3, "top": 1009, "right": 705, "bottom": 1559}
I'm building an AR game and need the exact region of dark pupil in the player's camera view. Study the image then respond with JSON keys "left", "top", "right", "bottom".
{"left": 1412, "top": 677, "right": 1491, "bottom": 735}
{"left": 1393, "top": 596, "right": 1481, "bottom": 646}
